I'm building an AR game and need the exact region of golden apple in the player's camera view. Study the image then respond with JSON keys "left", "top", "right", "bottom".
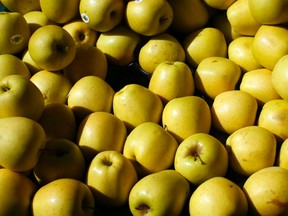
{"left": 22, "top": 49, "right": 43, "bottom": 74}
{"left": 1, "top": 0, "right": 40, "bottom": 14}
{"left": 203, "top": 0, "right": 236, "bottom": 10}
{"left": 277, "top": 138, "right": 288, "bottom": 170}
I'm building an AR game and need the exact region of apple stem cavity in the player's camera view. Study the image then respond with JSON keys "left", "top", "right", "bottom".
{"left": 135, "top": 203, "right": 150, "bottom": 215}
{"left": 1, "top": 85, "right": 10, "bottom": 92}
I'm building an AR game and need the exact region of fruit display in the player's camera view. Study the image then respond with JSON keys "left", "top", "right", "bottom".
{"left": 1, "top": 0, "right": 288, "bottom": 215}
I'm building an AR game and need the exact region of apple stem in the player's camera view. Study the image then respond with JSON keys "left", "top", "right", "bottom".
{"left": 193, "top": 153, "right": 206, "bottom": 165}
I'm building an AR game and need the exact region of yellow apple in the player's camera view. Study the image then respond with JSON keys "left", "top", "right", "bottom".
{"left": 0, "top": 116, "right": 46, "bottom": 172}
{"left": 33, "top": 138, "right": 86, "bottom": 185}
{"left": 248, "top": 0, "right": 288, "bottom": 25}
{"left": 67, "top": 75, "right": 115, "bottom": 121}
{"left": 162, "top": 96, "right": 211, "bottom": 143}
{"left": 183, "top": 27, "right": 227, "bottom": 69}
{"left": 0, "top": 12, "right": 31, "bottom": 55}
{"left": 243, "top": 166, "right": 288, "bottom": 215}
{"left": 62, "top": 19, "right": 98, "bottom": 47}
{"left": 228, "top": 36, "right": 263, "bottom": 73}
{"left": 252, "top": 24, "right": 288, "bottom": 70}
{"left": 174, "top": 133, "right": 228, "bottom": 186}
{"left": 0, "top": 53, "right": 31, "bottom": 80}
{"left": 189, "top": 176, "right": 248, "bottom": 216}
{"left": 123, "top": 122, "right": 178, "bottom": 176}
{"left": 202, "top": 0, "right": 236, "bottom": 10}
{"left": 226, "top": 126, "right": 277, "bottom": 177}
{"left": 226, "top": 0, "right": 261, "bottom": 36}
{"left": 194, "top": 56, "right": 241, "bottom": 99}
{"left": 30, "top": 70, "right": 72, "bottom": 105}
{"left": 0, "top": 74, "right": 45, "bottom": 121}
{"left": 125, "top": 0, "right": 173, "bottom": 36}
{"left": 37, "top": 102, "right": 77, "bottom": 141}
{"left": 79, "top": 0, "right": 124, "bottom": 32}
{"left": 63, "top": 45, "right": 108, "bottom": 84}
{"left": 211, "top": 90, "right": 258, "bottom": 135}
{"left": 0, "top": 168, "right": 37, "bottom": 216}
{"left": 240, "top": 68, "right": 281, "bottom": 106}
{"left": 277, "top": 138, "right": 288, "bottom": 170}
{"left": 96, "top": 24, "right": 141, "bottom": 66}
{"left": 138, "top": 33, "right": 185, "bottom": 74}
{"left": 22, "top": 49, "right": 43, "bottom": 74}
{"left": 112, "top": 84, "right": 163, "bottom": 131}
{"left": 1, "top": 0, "right": 40, "bottom": 14}
{"left": 39, "top": 0, "right": 80, "bottom": 24}
{"left": 129, "top": 169, "right": 190, "bottom": 216}
{"left": 148, "top": 61, "right": 195, "bottom": 104}
{"left": 168, "top": 0, "right": 209, "bottom": 34}
{"left": 77, "top": 111, "right": 127, "bottom": 162}
{"left": 32, "top": 178, "right": 95, "bottom": 216}
{"left": 257, "top": 99, "right": 288, "bottom": 142}
{"left": 86, "top": 150, "right": 138, "bottom": 207}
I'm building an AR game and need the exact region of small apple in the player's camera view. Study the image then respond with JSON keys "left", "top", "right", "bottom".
{"left": 0, "top": 168, "right": 37, "bottom": 216}
{"left": 123, "top": 122, "right": 178, "bottom": 177}
{"left": 0, "top": 116, "right": 46, "bottom": 172}
{"left": 33, "top": 138, "right": 86, "bottom": 185}
{"left": 277, "top": 138, "right": 288, "bottom": 170}
{"left": 0, "top": 74, "right": 44, "bottom": 121}
{"left": 28, "top": 24, "right": 77, "bottom": 71}
{"left": 21, "top": 49, "right": 43, "bottom": 74}
{"left": 202, "top": 0, "right": 236, "bottom": 10}
{"left": 86, "top": 150, "right": 138, "bottom": 207}
{"left": 1, "top": 0, "right": 41, "bottom": 14}
{"left": 128, "top": 169, "right": 190, "bottom": 216}
{"left": 32, "top": 178, "right": 95, "bottom": 216}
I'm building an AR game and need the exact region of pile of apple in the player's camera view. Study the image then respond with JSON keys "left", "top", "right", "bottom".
{"left": 1, "top": 0, "right": 288, "bottom": 215}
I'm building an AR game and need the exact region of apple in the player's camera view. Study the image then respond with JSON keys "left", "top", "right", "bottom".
{"left": 211, "top": 90, "right": 258, "bottom": 135}
{"left": 202, "top": 0, "right": 236, "bottom": 10}
{"left": 77, "top": 111, "right": 127, "bottom": 163}
{"left": 1, "top": 0, "right": 41, "bottom": 14}
{"left": 148, "top": 61, "right": 195, "bottom": 104}
{"left": 21, "top": 49, "right": 43, "bottom": 74}
{"left": 0, "top": 53, "right": 31, "bottom": 80}
{"left": 138, "top": 33, "right": 185, "bottom": 74}
{"left": 226, "top": 126, "right": 277, "bottom": 177}
{"left": 30, "top": 70, "right": 72, "bottom": 105}
{"left": 243, "top": 166, "right": 288, "bottom": 215}
{"left": 123, "top": 122, "right": 178, "bottom": 177}
{"left": 39, "top": 0, "right": 80, "bottom": 24}
{"left": 0, "top": 116, "right": 46, "bottom": 172}
{"left": 125, "top": 0, "right": 173, "bottom": 36}
{"left": 37, "top": 102, "right": 76, "bottom": 141}
{"left": 33, "top": 138, "right": 86, "bottom": 185}
{"left": 0, "top": 168, "right": 37, "bottom": 216}
{"left": 28, "top": 24, "right": 77, "bottom": 72}
{"left": 189, "top": 176, "right": 248, "bottom": 216}
{"left": 63, "top": 45, "right": 108, "bottom": 84}
{"left": 194, "top": 56, "right": 242, "bottom": 99}
{"left": 112, "top": 84, "right": 163, "bottom": 131}
{"left": 62, "top": 19, "right": 98, "bottom": 47}
{"left": 183, "top": 27, "right": 227, "bottom": 69}
{"left": 86, "top": 150, "right": 138, "bottom": 207}
{"left": 0, "top": 12, "right": 31, "bottom": 55}
{"left": 32, "top": 178, "right": 95, "bottom": 216}
{"left": 67, "top": 75, "right": 115, "bottom": 122}
{"left": 128, "top": 169, "right": 190, "bottom": 216}
{"left": 96, "top": 24, "right": 141, "bottom": 66}
{"left": 277, "top": 138, "right": 288, "bottom": 169}
{"left": 162, "top": 96, "right": 211, "bottom": 143}
{"left": 0, "top": 74, "right": 44, "bottom": 121}
{"left": 79, "top": 0, "right": 124, "bottom": 32}
{"left": 174, "top": 133, "right": 228, "bottom": 186}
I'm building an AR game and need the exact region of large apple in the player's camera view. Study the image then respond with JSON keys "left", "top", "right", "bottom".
{"left": 86, "top": 150, "right": 138, "bottom": 207}
{"left": 0, "top": 168, "right": 37, "bottom": 216}
{"left": 1, "top": 0, "right": 41, "bottom": 14}
{"left": 0, "top": 116, "right": 46, "bottom": 172}
{"left": 33, "top": 138, "right": 86, "bottom": 185}
{"left": 0, "top": 74, "right": 44, "bottom": 121}
{"left": 123, "top": 122, "right": 178, "bottom": 177}
{"left": 32, "top": 178, "right": 95, "bottom": 216}
{"left": 189, "top": 176, "right": 248, "bottom": 216}
{"left": 128, "top": 169, "right": 190, "bottom": 216}
{"left": 28, "top": 24, "right": 77, "bottom": 71}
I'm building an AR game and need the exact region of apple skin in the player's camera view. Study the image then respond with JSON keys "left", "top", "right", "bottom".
{"left": 0, "top": 116, "right": 46, "bottom": 172}
{"left": 0, "top": 168, "right": 37, "bottom": 216}
{"left": 0, "top": 74, "right": 45, "bottom": 121}
{"left": 28, "top": 24, "right": 77, "bottom": 72}
{"left": 33, "top": 138, "right": 86, "bottom": 185}
{"left": 86, "top": 150, "right": 138, "bottom": 207}
{"left": 128, "top": 169, "right": 190, "bottom": 216}
{"left": 174, "top": 133, "right": 228, "bottom": 186}
{"left": 32, "top": 178, "right": 95, "bottom": 216}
